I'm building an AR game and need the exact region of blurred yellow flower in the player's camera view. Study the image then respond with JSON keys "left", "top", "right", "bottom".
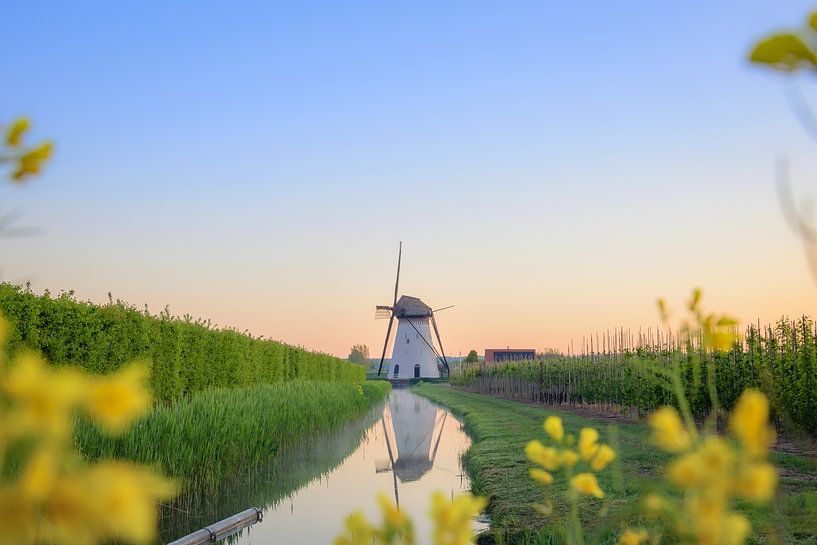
{"left": 20, "top": 448, "right": 59, "bottom": 502}
{"left": 543, "top": 416, "right": 564, "bottom": 442}
{"left": 560, "top": 449, "right": 579, "bottom": 469}
{"left": 3, "top": 352, "right": 85, "bottom": 438}
{"left": 618, "top": 528, "right": 648, "bottom": 545}
{"left": 378, "top": 494, "right": 409, "bottom": 529}
{"left": 735, "top": 462, "right": 777, "bottom": 503}
{"left": 529, "top": 468, "right": 553, "bottom": 485}
{"left": 570, "top": 472, "right": 604, "bottom": 499}
{"left": 84, "top": 363, "right": 151, "bottom": 434}
{"left": 86, "top": 462, "right": 177, "bottom": 544}
{"left": 730, "top": 389, "right": 774, "bottom": 457}
{"left": 697, "top": 437, "right": 734, "bottom": 478}
{"left": 12, "top": 141, "right": 53, "bottom": 181}
{"left": 578, "top": 428, "right": 599, "bottom": 461}
{"left": 666, "top": 451, "right": 704, "bottom": 488}
{"left": 5, "top": 118, "right": 29, "bottom": 146}
{"left": 0, "top": 486, "right": 36, "bottom": 545}
{"left": 429, "top": 492, "right": 487, "bottom": 545}
{"left": 333, "top": 511, "right": 376, "bottom": 545}
{"left": 44, "top": 474, "right": 99, "bottom": 545}
{"left": 525, "top": 440, "right": 562, "bottom": 471}
{"left": 648, "top": 406, "right": 691, "bottom": 453}
{"left": 590, "top": 444, "right": 616, "bottom": 471}
{"left": 643, "top": 493, "right": 665, "bottom": 517}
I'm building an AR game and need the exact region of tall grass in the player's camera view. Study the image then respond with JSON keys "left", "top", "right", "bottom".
{"left": 0, "top": 283, "right": 365, "bottom": 402}
{"left": 75, "top": 380, "right": 392, "bottom": 502}
{"left": 157, "top": 391, "right": 387, "bottom": 541}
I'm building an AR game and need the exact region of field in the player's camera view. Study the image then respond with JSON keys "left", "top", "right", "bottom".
{"left": 414, "top": 382, "right": 817, "bottom": 545}
{"left": 452, "top": 317, "right": 817, "bottom": 437}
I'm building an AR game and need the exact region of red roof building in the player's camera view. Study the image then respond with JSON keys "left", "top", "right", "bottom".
{"left": 484, "top": 348, "right": 536, "bottom": 365}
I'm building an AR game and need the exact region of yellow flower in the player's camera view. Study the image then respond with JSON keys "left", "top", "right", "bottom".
{"left": 0, "top": 486, "right": 36, "bottom": 545}
{"left": 20, "top": 448, "right": 59, "bottom": 502}
{"left": 543, "top": 416, "right": 564, "bottom": 442}
{"left": 3, "top": 352, "right": 85, "bottom": 439}
{"left": 618, "top": 528, "right": 648, "bottom": 545}
{"left": 730, "top": 389, "right": 774, "bottom": 457}
{"left": 590, "top": 444, "right": 616, "bottom": 471}
{"left": 570, "top": 472, "right": 604, "bottom": 499}
{"left": 667, "top": 451, "right": 704, "bottom": 488}
{"left": 578, "top": 428, "right": 599, "bottom": 460}
{"left": 333, "top": 511, "right": 375, "bottom": 545}
{"left": 429, "top": 492, "right": 487, "bottom": 545}
{"left": 84, "top": 363, "right": 151, "bottom": 434}
{"left": 12, "top": 141, "right": 53, "bottom": 181}
{"left": 377, "top": 493, "right": 413, "bottom": 543}
{"left": 721, "top": 513, "right": 751, "bottom": 545}
{"left": 643, "top": 493, "right": 665, "bottom": 518}
{"left": 43, "top": 474, "right": 100, "bottom": 545}
{"left": 525, "top": 440, "right": 562, "bottom": 471}
{"left": 85, "top": 462, "right": 177, "bottom": 544}
{"left": 529, "top": 468, "right": 553, "bottom": 485}
{"left": 560, "top": 449, "right": 579, "bottom": 469}
{"left": 378, "top": 494, "right": 408, "bottom": 528}
{"left": 6, "top": 117, "right": 29, "bottom": 146}
{"left": 735, "top": 462, "right": 777, "bottom": 503}
{"left": 697, "top": 437, "right": 734, "bottom": 479}
{"left": 648, "top": 406, "right": 692, "bottom": 453}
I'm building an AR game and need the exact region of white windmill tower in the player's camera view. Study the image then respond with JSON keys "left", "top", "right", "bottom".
{"left": 375, "top": 242, "right": 451, "bottom": 379}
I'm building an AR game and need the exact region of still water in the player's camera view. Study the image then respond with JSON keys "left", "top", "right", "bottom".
{"left": 162, "top": 388, "right": 481, "bottom": 545}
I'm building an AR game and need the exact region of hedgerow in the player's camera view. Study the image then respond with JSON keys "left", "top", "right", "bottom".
{"left": 0, "top": 283, "right": 364, "bottom": 403}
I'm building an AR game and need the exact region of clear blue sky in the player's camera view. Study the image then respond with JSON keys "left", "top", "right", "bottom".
{"left": 2, "top": 1, "right": 816, "bottom": 356}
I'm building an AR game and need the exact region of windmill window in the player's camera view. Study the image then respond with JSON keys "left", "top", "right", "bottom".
{"left": 406, "top": 337, "right": 410, "bottom": 344}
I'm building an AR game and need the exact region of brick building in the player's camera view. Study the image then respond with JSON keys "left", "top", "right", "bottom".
{"left": 484, "top": 348, "right": 536, "bottom": 365}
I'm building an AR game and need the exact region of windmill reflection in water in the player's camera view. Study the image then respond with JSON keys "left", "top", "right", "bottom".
{"left": 375, "top": 389, "right": 450, "bottom": 506}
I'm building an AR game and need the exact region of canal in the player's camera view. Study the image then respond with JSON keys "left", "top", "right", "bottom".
{"left": 162, "top": 387, "right": 482, "bottom": 545}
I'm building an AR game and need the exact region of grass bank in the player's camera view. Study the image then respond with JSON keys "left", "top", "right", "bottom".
{"left": 76, "top": 380, "right": 391, "bottom": 502}
{"left": 413, "top": 383, "right": 817, "bottom": 545}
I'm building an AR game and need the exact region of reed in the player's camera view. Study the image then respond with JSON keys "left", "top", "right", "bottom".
{"left": 74, "top": 380, "right": 392, "bottom": 501}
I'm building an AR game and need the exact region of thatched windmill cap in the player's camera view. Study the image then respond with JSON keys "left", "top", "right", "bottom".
{"left": 393, "top": 295, "right": 432, "bottom": 318}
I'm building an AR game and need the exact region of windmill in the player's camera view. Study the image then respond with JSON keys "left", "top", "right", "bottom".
{"left": 376, "top": 242, "right": 451, "bottom": 379}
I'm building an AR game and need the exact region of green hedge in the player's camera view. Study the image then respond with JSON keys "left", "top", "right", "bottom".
{"left": 0, "top": 283, "right": 364, "bottom": 402}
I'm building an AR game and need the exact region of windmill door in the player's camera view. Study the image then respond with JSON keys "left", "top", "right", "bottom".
{"left": 414, "top": 364, "right": 420, "bottom": 378}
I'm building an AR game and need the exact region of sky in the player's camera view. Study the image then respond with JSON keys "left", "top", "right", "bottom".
{"left": 2, "top": 1, "right": 816, "bottom": 358}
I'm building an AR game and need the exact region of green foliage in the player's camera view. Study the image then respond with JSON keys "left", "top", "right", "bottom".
{"left": 413, "top": 383, "right": 817, "bottom": 545}
{"left": 348, "top": 343, "right": 370, "bottom": 365}
{"left": 450, "top": 317, "right": 817, "bottom": 436}
{"left": 75, "top": 380, "right": 392, "bottom": 500}
{"left": 465, "top": 350, "right": 479, "bottom": 364}
{"left": 0, "top": 283, "right": 365, "bottom": 403}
